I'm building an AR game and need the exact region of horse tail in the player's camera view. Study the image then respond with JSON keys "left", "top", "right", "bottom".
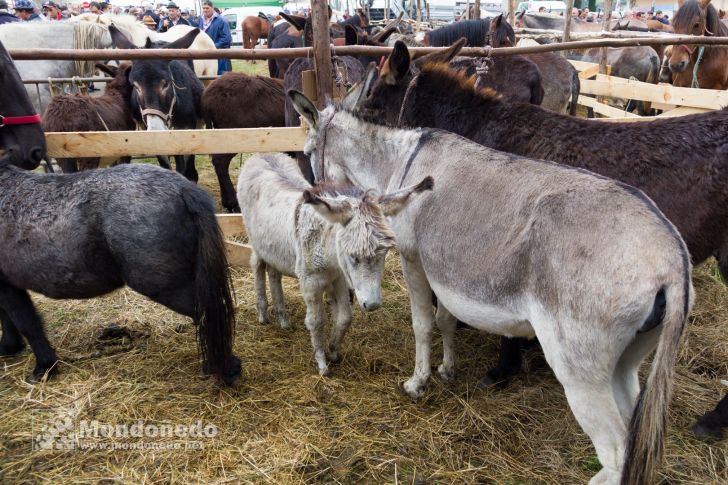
{"left": 181, "top": 187, "right": 239, "bottom": 386}
{"left": 568, "top": 68, "right": 580, "bottom": 116}
{"left": 620, "top": 259, "right": 692, "bottom": 485}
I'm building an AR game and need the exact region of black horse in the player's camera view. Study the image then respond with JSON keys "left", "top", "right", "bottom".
{"left": 0, "top": 38, "right": 240, "bottom": 386}
{"left": 109, "top": 25, "right": 203, "bottom": 182}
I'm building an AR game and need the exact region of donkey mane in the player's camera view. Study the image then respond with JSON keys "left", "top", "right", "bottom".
{"left": 673, "top": 0, "right": 728, "bottom": 36}
{"left": 419, "top": 62, "right": 499, "bottom": 99}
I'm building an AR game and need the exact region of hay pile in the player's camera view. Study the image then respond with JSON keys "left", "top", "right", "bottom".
{"left": 1, "top": 157, "right": 727, "bottom": 484}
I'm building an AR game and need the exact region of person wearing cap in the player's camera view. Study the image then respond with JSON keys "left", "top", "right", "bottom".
{"left": 198, "top": 0, "right": 231, "bottom": 74}
{"left": 141, "top": 2, "right": 160, "bottom": 28}
{"left": 0, "top": 0, "right": 19, "bottom": 24}
{"left": 14, "top": 0, "right": 41, "bottom": 21}
{"left": 158, "top": 2, "right": 189, "bottom": 32}
{"left": 99, "top": 1, "right": 110, "bottom": 13}
{"left": 42, "top": 1, "right": 65, "bottom": 20}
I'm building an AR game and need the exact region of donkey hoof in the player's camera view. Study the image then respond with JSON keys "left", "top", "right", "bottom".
{"left": 318, "top": 365, "right": 331, "bottom": 377}
{"left": 28, "top": 363, "right": 59, "bottom": 384}
{"left": 221, "top": 356, "right": 243, "bottom": 387}
{"left": 400, "top": 379, "right": 425, "bottom": 401}
{"left": 0, "top": 341, "right": 25, "bottom": 357}
{"left": 278, "top": 319, "right": 292, "bottom": 330}
{"left": 691, "top": 413, "right": 725, "bottom": 441}
{"left": 437, "top": 364, "right": 455, "bottom": 382}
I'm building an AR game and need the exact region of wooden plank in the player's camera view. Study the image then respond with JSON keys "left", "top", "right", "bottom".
{"left": 216, "top": 214, "right": 245, "bottom": 238}
{"left": 578, "top": 64, "right": 601, "bottom": 80}
{"left": 580, "top": 78, "right": 728, "bottom": 110}
{"left": 225, "top": 240, "right": 252, "bottom": 268}
{"left": 46, "top": 127, "right": 308, "bottom": 158}
{"left": 577, "top": 95, "right": 640, "bottom": 118}
{"left": 569, "top": 60, "right": 611, "bottom": 76}
{"left": 655, "top": 106, "right": 712, "bottom": 117}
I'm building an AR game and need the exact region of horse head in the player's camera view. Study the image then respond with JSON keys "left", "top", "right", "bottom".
{"left": 109, "top": 25, "right": 200, "bottom": 131}
{"left": 489, "top": 14, "right": 516, "bottom": 47}
{"left": 0, "top": 39, "right": 45, "bottom": 169}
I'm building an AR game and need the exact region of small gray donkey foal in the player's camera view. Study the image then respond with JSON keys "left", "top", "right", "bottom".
{"left": 237, "top": 153, "right": 432, "bottom": 376}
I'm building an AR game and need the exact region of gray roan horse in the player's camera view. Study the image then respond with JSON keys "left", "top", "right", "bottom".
{"left": 289, "top": 91, "right": 693, "bottom": 485}
{"left": 0, "top": 38, "right": 240, "bottom": 387}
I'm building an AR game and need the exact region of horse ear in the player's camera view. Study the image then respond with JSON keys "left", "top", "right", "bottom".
{"left": 341, "top": 62, "right": 378, "bottom": 111}
{"left": 494, "top": 13, "right": 503, "bottom": 26}
{"left": 288, "top": 90, "right": 320, "bottom": 129}
{"left": 344, "top": 24, "right": 359, "bottom": 46}
{"left": 378, "top": 176, "right": 434, "bottom": 216}
{"left": 163, "top": 28, "right": 200, "bottom": 49}
{"left": 108, "top": 24, "right": 136, "bottom": 49}
{"left": 414, "top": 37, "right": 466, "bottom": 66}
{"left": 303, "top": 191, "right": 354, "bottom": 225}
{"left": 370, "top": 11, "right": 404, "bottom": 44}
{"left": 95, "top": 63, "right": 118, "bottom": 77}
{"left": 381, "top": 41, "right": 411, "bottom": 85}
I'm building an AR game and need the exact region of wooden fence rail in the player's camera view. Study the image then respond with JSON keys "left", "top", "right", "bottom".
{"left": 9, "top": 34, "right": 728, "bottom": 61}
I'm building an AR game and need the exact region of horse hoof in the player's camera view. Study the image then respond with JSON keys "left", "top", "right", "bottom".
{"left": 0, "top": 342, "right": 25, "bottom": 357}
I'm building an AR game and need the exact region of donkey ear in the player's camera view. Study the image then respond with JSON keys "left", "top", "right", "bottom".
{"left": 414, "top": 37, "right": 466, "bottom": 66}
{"left": 345, "top": 24, "right": 359, "bottom": 46}
{"left": 381, "top": 41, "right": 411, "bottom": 85}
{"left": 288, "top": 90, "right": 319, "bottom": 129}
{"left": 108, "top": 24, "right": 136, "bottom": 49}
{"left": 378, "top": 176, "right": 434, "bottom": 216}
{"left": 280, "top": 12, "right": 306, "bottom": 31}
{"left": 303, "top": 191, "right": 354, "bottom": 225}
{"left": 494, "top": 13, "right": 503, "bottom": 26}
{"left": 164, "top": 28, "right": 200, "bottom": 49}
{"left": 341, "top": 62, "right": 378, "bottom": 111}
{"left": 95, "top": 63, "right": 118, "bottom": 77}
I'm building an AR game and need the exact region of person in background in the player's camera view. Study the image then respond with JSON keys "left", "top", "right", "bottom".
{"left": 538, "top": 6, "right": 546, "bottom": 12}
{"left": 198, "top": 0, "right": 231, "bottom": 74}
{"left": 42, "top": 1, "right": 65, "bottom": 20}
{"left": 88, "top": 1, "right": 100, "bottom": 14}
{"left": 100, "top": 1, "right": 110, "bottom": 13}
{"left": 0, "top": 0, "right": 19, "bottom": 24}
{"left": 141, "top": 1, "right": 159, "bottom": 27}
{"left": 158, "top": 1, "right": 188, "bottom": 32}
{"left": 142, "top": 14, "right": 157, "bottom": 30}
{"left": 14, "top": 0, "right": 41, "bottom": 21}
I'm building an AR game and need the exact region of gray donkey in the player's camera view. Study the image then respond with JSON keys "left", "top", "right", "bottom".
{"left": 237, "top": 153, "right": 432, "bottom": 376}
{"left": 290, "top": 92, "right": 693, "bottom": 485}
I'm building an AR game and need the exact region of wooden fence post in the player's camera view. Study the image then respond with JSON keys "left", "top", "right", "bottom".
{"left": 311, "top": 0, "right": 333, "bottom": 109}
{"left": 563, "top": 0, "right": 575, "bottom": 43}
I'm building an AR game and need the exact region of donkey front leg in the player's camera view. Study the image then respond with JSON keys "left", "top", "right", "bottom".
{"left": 251, "top": 252, "right": 268, "bottom": 324}
{"left": 267, "top": 267, "right": 290, "bottom": 329}
{"left": 0, "top": 284, "right": 58, "bottom": 382}
{"left": 401, "top": 257, "right": 435, "bottom": 400}
{"left": 300, "top": 283, "right": 329, "bottom": 376}
{"left": 328, "top": 278, "right": 353, "bottom": 364}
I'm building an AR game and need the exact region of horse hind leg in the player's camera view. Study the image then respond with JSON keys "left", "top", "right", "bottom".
{"left": 157, "top": 155, "right": 172, "bottom": 170}
{"left": 0, "top": 284, "right": 59, "bottom": 382}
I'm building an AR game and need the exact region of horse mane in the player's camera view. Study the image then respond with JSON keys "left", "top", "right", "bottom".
{"left": 490, "top": 16, "right": 516, "bottom": 47}
{"left": 72, "top": 23, "right": 110, "bottom": 77}
{"left": 426, "top": 19, "right": 489, "bottom": 47}
{"left": 673, "top": 0, "right": 728, "bottom": 36}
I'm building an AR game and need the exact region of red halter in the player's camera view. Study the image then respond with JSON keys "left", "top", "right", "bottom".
{"left": 0, "top": 114, "right": 42, "bottom": 128}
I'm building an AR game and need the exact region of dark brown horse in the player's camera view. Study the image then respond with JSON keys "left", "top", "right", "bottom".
{"left": 42, "top": 63, "right": 134, "bottom": 173}
{"left": 354, "top": 42, "right": 728, "bottom": 439}
{"left": 669, "top": 0, "right": 728, "bottom": 89}
{"left": 242, "top": 15, "right": 271, "bottom": 49}
{"left": 201, "top": 72, "right": 285, "bottom": 212}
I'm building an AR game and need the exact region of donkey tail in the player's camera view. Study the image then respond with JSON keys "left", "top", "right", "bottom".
{"left": 182, "top": 187, "right": 239, "bottom": 386}
{"left": 568, "top": 68, "right": 580, "bottom": 116}
{"left": 620, "top": 269, "right": 693, "bottom": 485}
